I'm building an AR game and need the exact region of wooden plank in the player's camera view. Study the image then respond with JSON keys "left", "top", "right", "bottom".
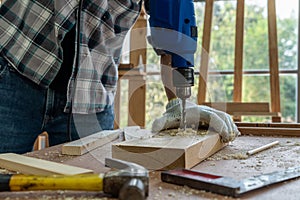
{"left": 268, "top": 0, "right": 281, "bottom": 122}
{"left": 239, "top": 127, "right": 300, "bottom": 136}
{"left": 233, "top": 0, "right": 245, "bottom": 103}
{"left": 0, "top": 153, "right": 93, "bottom": 175}
{"left": 112, "top": 129, "right": 226, "bottom": 170}
{"left": 231, "top": 111, "right": 279, "bottom": 116}
{"left": 62, "top": 129, "right": 121, "bottom": 156}
{"left": 197, "top": 0, "right": 214, "bottom": 104}
{"left": 236, "top": 122, "right": 300, "bottom": 128}
{"left": 202, "top": 102, "right": 270, "bottom": 112}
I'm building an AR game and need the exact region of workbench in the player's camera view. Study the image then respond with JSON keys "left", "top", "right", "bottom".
{"left": 1, "top": 135, "right": 300, "bottom": 200}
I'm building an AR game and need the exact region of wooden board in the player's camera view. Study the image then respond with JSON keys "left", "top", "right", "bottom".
{"left": 236, "top": 122, "right": 300, "bottom": 128}
{"left": 112, "top": 129, "right": 226, "bottom": 170}
{"left": 62, "top": 129, "right": 122, "bottom": 156}
{"left": 238, "top": 127, "right": 300, "bottom": 136}
{"left": 202, "top": 102, "right": 271, "bottom": 113}
{"left": 0, "top": 153, "right": 93, "bottom": 175}
{"left": 235, "top": 122, "right": 300, "bottom": 136}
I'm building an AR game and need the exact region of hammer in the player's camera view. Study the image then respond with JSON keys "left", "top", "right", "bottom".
{"left": 0, "top": 158, "right": 149, "bottom": 200}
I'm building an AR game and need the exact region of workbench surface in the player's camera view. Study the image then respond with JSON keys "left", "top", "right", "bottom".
{"left": 1, "top": 135, "right": 300, "bottom": 200}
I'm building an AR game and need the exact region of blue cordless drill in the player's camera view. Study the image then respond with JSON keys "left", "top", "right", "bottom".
{"left": 146, "top": 0, "right": 198, "bottom": 129}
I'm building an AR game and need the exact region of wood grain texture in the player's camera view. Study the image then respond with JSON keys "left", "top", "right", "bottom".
{"left": 62, "top": 130, "right": 122, "bottom": 156}
{"left": 0, "top": 153, "right": 93, "bottom": 175}
{"left": 112, "top": 129, "right": 226, "bottom": 170}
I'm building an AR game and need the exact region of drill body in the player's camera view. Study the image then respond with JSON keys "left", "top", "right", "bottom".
{"left": 146, "top": 0, "right": 198, "bottom": 129}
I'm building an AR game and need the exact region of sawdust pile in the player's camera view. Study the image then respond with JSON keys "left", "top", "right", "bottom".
{"left": 206, "top": 152, "right": 249, "bottom": 161}
{"left": 156, "top": 128, "right": 208, "bottom": 137}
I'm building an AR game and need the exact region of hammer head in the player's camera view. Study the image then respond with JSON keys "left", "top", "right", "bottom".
{"left": 103, "top": 158, "right": 149, "bottom": 199}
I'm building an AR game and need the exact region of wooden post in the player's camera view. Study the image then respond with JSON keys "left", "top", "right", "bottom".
{"left": 114, "top": 80, "right": 121, "bottom": 129}
{"left": 233, "top": 0, "right": 245, "bottom": 103}
{"left": 268, "top": 0, "right": 281, "bottom": 122}
{"left": 232, "top": 0, "right": 245, "bottom": 121}
{"left": 128, "top": 7, "right": 147, "bottom": 127}
{"left": 197, "top": 0, "right": 214, "bottom": 105}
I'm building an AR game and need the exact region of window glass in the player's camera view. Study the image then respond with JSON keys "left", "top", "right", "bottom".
{"left": 210, "top": 1, "right": 236, "bottom": 71}
{"left": 276, "top": 0, "right": 298, "bottom": 70}
{"left": 244, "top": 0, "right": 269, "bottom": 70}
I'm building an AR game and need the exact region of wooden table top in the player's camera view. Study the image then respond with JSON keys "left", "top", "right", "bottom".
{"left": 1, "top": 135, "right": 300, "bottom": 200}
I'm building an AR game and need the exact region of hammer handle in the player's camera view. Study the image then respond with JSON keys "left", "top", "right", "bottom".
{"left": 0, "top": 174, "right": 104, "bottom": 191}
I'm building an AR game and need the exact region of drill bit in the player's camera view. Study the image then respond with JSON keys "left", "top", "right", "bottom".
{"left": 176, "top": 86, "right": 191, "bottom": 131}
{"left": 180, "top": 98, "right": 187, "bottom": 131}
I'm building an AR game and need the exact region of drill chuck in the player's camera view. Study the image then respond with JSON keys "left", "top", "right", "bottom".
{"left": 172, "top": 67, "right": 194, "bottom": 99}
{"left": 172, "top": 67, "right": 194, "bottom": 87}
{"left": 176, "top": 87, "right": 191, "bottom": 100}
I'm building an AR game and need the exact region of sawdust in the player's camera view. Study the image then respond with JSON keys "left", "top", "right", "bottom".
{"left": 171, "top": 185, "right": 238, "bottom": 199}
{"left": 207, "top": 152, "right": 249, "bottom": 161}
{"left": 2, "top": 196, "right": 111, "bottom": 200}
{"left": 157, "top": 128, "right": 208, "bottom": 137}
{"left": 294, "top": 142, "right": 300, "bottom": 146}
{"left": 0, "top": 168, "right": 16, "bottom": 174}
{"left": 0, "top": 168, "right": 11, "bottom": 174}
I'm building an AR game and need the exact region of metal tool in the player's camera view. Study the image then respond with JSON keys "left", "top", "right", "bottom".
{"left": 161, "top": 167, "right": 300, "bottom": 197}
{"left": 146, "top": 0, "right": 198, "bottom": 130}
{"left": 0, "top": 158, "right": 149, "bottom": 200}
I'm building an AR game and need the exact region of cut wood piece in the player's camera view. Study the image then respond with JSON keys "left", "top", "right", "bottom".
{"left": 62, "top": 129, "right": 122, "bottom": 156}
{"left": 239, "top": 127, "right": 300, "bottom": 136}
{"left": 0, "top": 153, "right": 93, "bottom": 175}
{"left": 112, "top": 129, "right": 226, "bottom": 170}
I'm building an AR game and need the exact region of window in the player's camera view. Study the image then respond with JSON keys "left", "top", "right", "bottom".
{"left": 118, "top": 0, "right": 299, "bottom": 128}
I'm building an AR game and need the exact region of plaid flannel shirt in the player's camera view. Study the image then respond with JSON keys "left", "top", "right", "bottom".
{"left": 0, "top": 0, "right": 141, "bottom": 114}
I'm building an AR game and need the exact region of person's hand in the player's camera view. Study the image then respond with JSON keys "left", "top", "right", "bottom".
{"left": 151, "top": 98, "right": 240, "bottom": 143}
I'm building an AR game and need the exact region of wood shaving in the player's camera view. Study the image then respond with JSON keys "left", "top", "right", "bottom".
{"left": 157, "top": 128, "right": 208, "bottom": 137}
{"left": 168, "top": 192, "right": 175, "bottom": 197}
{"left": 294, "top": 142, "right": 300, "bottom": 146}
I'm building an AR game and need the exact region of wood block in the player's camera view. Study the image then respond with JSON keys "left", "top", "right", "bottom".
{"left": 0, "top": 153, "right": 93, "bottom": 175}
{"left": 112, "top": 130, "right": 226, "bottom": 170}
{"left": 62, "top": 129, "right": 122, "bottom": 156}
